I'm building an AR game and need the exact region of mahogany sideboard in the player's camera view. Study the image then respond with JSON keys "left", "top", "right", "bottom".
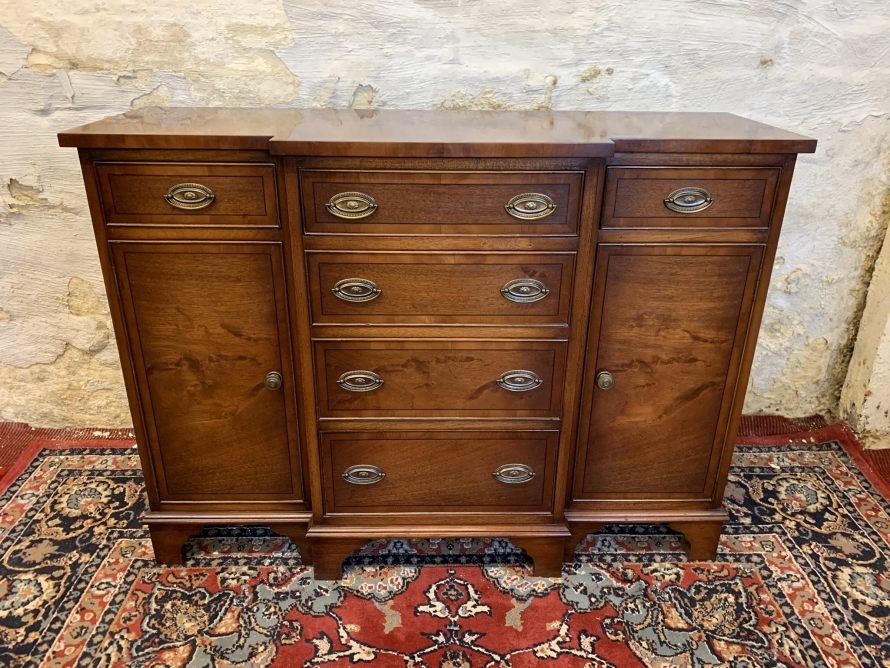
{"left": 59, "top": 108, "right": 816, "bottom": 579}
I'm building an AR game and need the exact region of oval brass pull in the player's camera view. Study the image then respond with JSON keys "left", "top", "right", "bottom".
{"left": 501, "top": 278, "right": 549, "bottom": 303}
{"left": 326, "top": 192, "right": 378, "bottom": 219}
{"left": 343, "top": 465, "right": 386, "bottom": 485}
{"left": 505, "top": 193, "right": 556, "bottom": 220}
{"left": 664, "top": 187, "right": 713, "bottom": 214}
{"left": 596, "top": 371, "right": 614, "bottom": 390}
{"left": 493, "top": 463, "right": 535, "bottom": 484}
{"left": 497, "top": 370, "right": 542, "bottom": 392}
{"left": 264, "top": 371, "right": 283, "bottom": 391}
{"left": 337, "top": 370, "right": 384, "bottom": 392}
{"left": 333, "top": 278, "right": 381, "bottom": 303}
{"left": 165, "top": 183, "right": 215, "bottom": 210}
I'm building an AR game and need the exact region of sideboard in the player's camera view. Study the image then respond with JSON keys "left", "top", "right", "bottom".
{"left": 59, "top": 109, "right": 816, "bottom": 578}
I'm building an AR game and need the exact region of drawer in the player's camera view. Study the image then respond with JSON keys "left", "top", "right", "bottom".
{"left": 307, "top": 252, "right": 574, "bottom": 325}
{"left": 300, "top": 170, "right": 583, "bottom": 235}
{"left": 96, "top": 162, "right": 279, "bottom": 226}
{"left": 322, "top": 430, "right": 558, "bottom": 513}
{"left": 602, "top": 167, "right": 779, "bottom": 228}
{"left": 315, "top": 340, "right": 566, "bottom": 418}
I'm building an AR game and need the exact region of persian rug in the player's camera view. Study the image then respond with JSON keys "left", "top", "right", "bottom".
{"left": 1, "top": 422, "right": 889, "bottom": 667}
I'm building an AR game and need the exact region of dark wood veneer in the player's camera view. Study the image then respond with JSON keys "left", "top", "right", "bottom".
{"left": 602, "top": 167, "right": 779, "bottom": 228}
{"left": 574, "top": 244, "right": 763, "bottom": 501}
{"left": 97, "top": 162, "right": 279, "bottom": 227}
{"left": 300, "top": 170, "right": 583, "bottom": 236}
{"left": 315, "top": 340, "right": 566, "bottom": 419}
{"left": 322, "top": 430, "right": 558, "bottom": 515}
{"left": 111, "top": 242, "right": 303, "bottom": 502}
{"left": 61, "top": 109, "right": 815, "bottom": 578}
{"left": 308, "top": 251, "right": 574, "bottom": 325}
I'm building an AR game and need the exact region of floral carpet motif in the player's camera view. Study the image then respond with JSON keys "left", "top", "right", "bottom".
{"left": 1, "top": 429, "right": 889, "bottom": 666}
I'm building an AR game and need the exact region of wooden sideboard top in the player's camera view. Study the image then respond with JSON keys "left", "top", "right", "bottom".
{"left": 59, "top": 108, "right": 817, "bottom": 156}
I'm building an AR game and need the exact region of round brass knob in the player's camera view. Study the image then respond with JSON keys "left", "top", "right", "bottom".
{"left": 595, "top": 371, "right": 614, "bottom": 390}
{"left": 264, "top": 371, "right": 283, "bottom": 391}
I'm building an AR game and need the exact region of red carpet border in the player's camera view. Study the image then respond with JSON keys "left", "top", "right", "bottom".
{"left": 0, "top": 420, "right": 889, "bottom": 666}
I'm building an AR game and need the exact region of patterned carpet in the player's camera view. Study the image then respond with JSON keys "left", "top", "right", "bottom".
{"left": 1, "top": 423, "right": 889, "bottom": 667}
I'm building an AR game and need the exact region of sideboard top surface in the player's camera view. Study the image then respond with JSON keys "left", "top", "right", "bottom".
{"left": 59, "top": 108, "right": 817, "bottom": 156}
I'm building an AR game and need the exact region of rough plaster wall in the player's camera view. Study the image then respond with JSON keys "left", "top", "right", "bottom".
{"left": 841, "top": 192, "right": 890, "bottom": 440}
{"left": 0, "top": 1, "right": 889, "bottom": 427}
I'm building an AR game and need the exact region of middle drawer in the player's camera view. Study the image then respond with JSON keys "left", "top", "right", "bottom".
{"left": 307, "top": 252, "right": 575, "bottom": 325}
{"left": 315, "top": 340, "right": 566, "bottom": 418}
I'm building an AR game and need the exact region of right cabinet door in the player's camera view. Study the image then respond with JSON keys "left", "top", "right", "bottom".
{"left": 575, "top": 244, "right": 763, "bottom": 501}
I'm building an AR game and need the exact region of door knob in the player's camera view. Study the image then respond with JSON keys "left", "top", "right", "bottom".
{"left": 264, "top": 371, "right": 283, "bottom": 391}
{"left": 595, "top": 371, "right": 614, "bottom": 390}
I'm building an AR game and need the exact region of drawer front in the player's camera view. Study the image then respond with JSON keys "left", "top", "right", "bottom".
{"left": 97, "top": 162, "right": 279, "bottom": 226}
{"left": 300, "top": 170, "right": 583, "bottom": 235}
{"left": 602, "top": 167, "right": 779, "bottom": 228}
{"left": 316, "top": 340, "right": 566, "bottom": 418}
{"left": 308, "top": 252, "right": 574, "bottom": 325}
{"left": 322, "top": 430, "right": 558, "bottom": 513}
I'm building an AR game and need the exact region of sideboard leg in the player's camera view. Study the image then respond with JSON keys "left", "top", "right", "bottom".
{"left": 669, "top": 521, "right": 724, "bottom": 561}
{"left": 268, "top": 523, "right": 313, "bottom": 567}
{"left": 511, "top": 537, "right": 564, "bottom": 578}
{"left": 563, "top": 523, "right": 605, "bottom": 563}
{"left": 309, "top": 538, "right": 368, "bottom": 581}
{"left": 148, "top": 523, "right": 203, "bottom": 565}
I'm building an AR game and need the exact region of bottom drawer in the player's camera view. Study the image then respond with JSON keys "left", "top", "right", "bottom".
{"left": 322, "top": 431, "right": 558, "bottom": 514}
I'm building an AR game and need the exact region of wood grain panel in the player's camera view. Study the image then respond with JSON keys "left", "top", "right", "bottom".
{"left": 575, "top": 244, "right": 763, "bottom": 499}
{"left": 97, "top": 162, "right": 278, "bottom": 226}
{"left": 112, "top": 243, "right": 302, "bottom": 500}
{"left": 602, "top": 167, "right": 778, "bottom": 228}
{"left": 300, "top": 170, "right": 583, "bottom": 235}
{"left": 315, "top": 340, "right": 566, "bottom": 418}
{"left": 307, "top": 252, "right": 574, "bottom": 325}
{"left": 322, "top": 431, "right": 558, "bottom": 513}
{"left": 60, "top": 108, "right": 817, "bottom": 155}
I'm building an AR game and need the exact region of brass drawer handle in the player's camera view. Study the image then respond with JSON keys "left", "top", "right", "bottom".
{"left": 337, "top": 370, "right": 384, "bottom": 392}
{"left": 343, "top": 464, "right": 386, "bottom": 485}
{"left": 497, "top": 370, "right": 542, "bottom": 392}
{"left": 326, "top": 192, "right": 378, "bottom": 219}
{"left": 596, "top": 370, "right": 614, "bottom": 390}
{"left": 501, "top": 278, "right": 549, "bottom": 303}
{"left": 664, "top": 187, "right": 713, "bottom": 214}
{"left": 165, "top": 183, "right": 215, "bottom": 210}
{"left": 264, "top": 371, "right": 283, "bottom": 391}
{"left": 333, "top": 278, "right": 381, "bottom": 302}
{"left": 505, "top": 193, "right": 556, "bottom": 220}
{"left": 493, "top": 463, "right": 535, "bottom": 484}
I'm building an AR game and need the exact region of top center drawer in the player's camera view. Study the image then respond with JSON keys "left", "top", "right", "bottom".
{"left": 299, "top": 170, "right": 583, "bottom": 236}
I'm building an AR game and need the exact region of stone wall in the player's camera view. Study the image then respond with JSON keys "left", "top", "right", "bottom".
{"left": 1, "top": 1, "right": 889, "bottom": 427}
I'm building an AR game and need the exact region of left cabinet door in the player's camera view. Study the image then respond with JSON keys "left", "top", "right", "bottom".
{"left": 112, "top": 242, "right": 303, "bottom": 502}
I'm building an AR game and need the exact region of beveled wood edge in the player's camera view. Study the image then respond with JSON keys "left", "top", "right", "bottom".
{"left": 282, "top": 158, "right": 327, "bottom": 523}
{"left": 144, "top": 511, "right": 313, "bottom": 524}
{"left": 61, "top": 135, "right": 818, "bottom": 155}
{"left": 564, "top": 508, "right": 729, "bottom": 524}
{"left": 272, "top": 140, "right": 616, "bottom": 158}
{"left": 60, "top": 134, "right": 817, "bottom": 156}
{"left": 610, "top": 138, "right": 816, "bottom": 154}
{"left": 77, "top": 150, "right": 161, "bottom": 510}
{"left": 709, "top": 154, "right": 800, "bottom": 506}
{"left": 306, "top": 523, "right": 571, "bottom": 538}
{"left": 59, "top": 133, "right": 275, "bottom": 151}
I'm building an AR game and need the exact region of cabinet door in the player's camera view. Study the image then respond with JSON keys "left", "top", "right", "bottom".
{"left": 575, "top": 244, "right": 762, "bottom": 500}
{"left": 112, "top": 242, "right": 303, "bottom": 502}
